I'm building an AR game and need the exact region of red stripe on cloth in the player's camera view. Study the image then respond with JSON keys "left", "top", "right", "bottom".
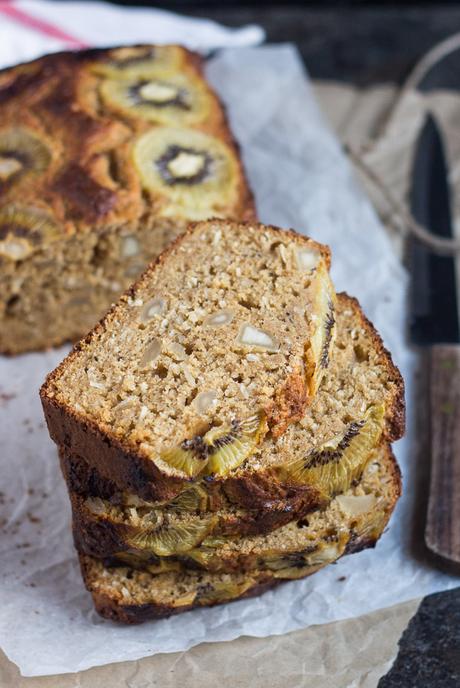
{"left": 0, "top": 1, "right": 89, "bottom": 48}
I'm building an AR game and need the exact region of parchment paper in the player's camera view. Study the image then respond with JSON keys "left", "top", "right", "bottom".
{"left": 1, "top": 44, "right": 458, "bottom": 677}
{"left": 0, "top": 598, "right": 420, "bottom": 687}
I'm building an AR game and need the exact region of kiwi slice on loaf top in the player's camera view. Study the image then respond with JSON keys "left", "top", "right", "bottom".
{"left": 41, "top": 220, "right": 335, "bottom": 494}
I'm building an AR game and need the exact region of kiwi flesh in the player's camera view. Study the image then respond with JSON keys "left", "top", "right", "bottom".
{"left": 305, "top": 265, "right": 337, "bottom": 397}
{"left": 100, "top": 72, "right": 212, "bottom": 126}
{"left": 132, "top": 127, "right": 239, "bottom": 220}
{"left": 160, "top": 413, "right": 267, "bottom": 479}
{"left": 100, "top": 533, "right": 348, "bottom": 576}
{"left": 275, "top": 404, "right": 385, "bottom": 498}
{"left": 195, "top": 579, "right": 254, "bottom": 603}
{"left": 126, "top": 514, "right": 216, "bottom": 556}
{"left": 89, "top": 46, "right": 183, "bottom": 79}
{"left": 0, "top": 128, "right": 51, "bottom": 190}
{"left": 167, "top": 483, "right": 213, "bottom": 513}
{"left": 0, "top": 205, "right": 59, "bottom": 261}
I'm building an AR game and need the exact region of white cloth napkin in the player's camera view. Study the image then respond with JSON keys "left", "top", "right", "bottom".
{"left": 0, "top": 0, "right": 264, "bottom": 68}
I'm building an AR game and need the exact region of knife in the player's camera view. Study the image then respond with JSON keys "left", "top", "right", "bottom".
{"left": 409, "top": 114, "right": 460, "bottom": 564}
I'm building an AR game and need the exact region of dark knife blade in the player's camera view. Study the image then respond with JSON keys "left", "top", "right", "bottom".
{"left": 408, "top": 114, "right": 460, "bottom": 345}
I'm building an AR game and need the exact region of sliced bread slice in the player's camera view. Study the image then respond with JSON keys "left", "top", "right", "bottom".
{"left": 41, "top": 220, "right": 335, "bottom": 501}
{"left": 79, "top": 444, "right": 401, "bottom": 623}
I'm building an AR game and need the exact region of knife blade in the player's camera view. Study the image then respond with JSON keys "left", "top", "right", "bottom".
{"left": 409, "top": 114, "right": 460, "bottom": 564}
{"left": 408, "top": 115, "right": 460, "bottom": 345}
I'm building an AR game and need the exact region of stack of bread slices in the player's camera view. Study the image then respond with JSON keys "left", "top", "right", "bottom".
{"left": 40, "top": 220, "right": 404, "bottom": 624}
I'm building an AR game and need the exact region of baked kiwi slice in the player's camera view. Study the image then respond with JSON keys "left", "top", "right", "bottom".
{"left": 104, "top": 535, "right": 349, "bottom": 577}
{"left": 100, "top": 72, "right": 213, "bottom": 126}
{"left": 195, "top": 579, "right": 254, "bottom": 604}
{"left": 109, "top": 550, "right": 184, "bottom": 575}
{"left": 275, "top": 404, "right": 385, "bottom": 498}
{"left": 132, "top": 127, "right": 240, "bottom": 220}
{"left": 170, "top": 534, "right": 348, "bottom": 575}
{"left": 168, "top": 483, "right": 212, "bottom": 513}
{"left": 0, "top": 205, "right": 59, "bottom": 262}
{"left": 159, "top": 413, "right": 267, "bottom": 479}
{"left": 305, "top": 265, "right": 336, "bottom": 396}
{"left": 264, "top": 537, "right": 348, "bottom": 579}
{"left": 126, "top": 514, "right": 217, "bottom": 556}
{"left": 186, "top": 535, "right": 231, "bottom": 569}
{"left": 90, "top": 45, "right": 184, "bottom": 79}
{"left": 0, "top": 128, "right": 51, "bottom": 190}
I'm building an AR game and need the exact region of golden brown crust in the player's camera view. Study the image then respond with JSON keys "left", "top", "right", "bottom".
{"left": 0, "top": 45, "right": 255, "bottom": 230}
{"left": 265, "top": 369, "right": 309, "bottom": 439}
{"left": 79, "top": 445, "right": 401, "bottom": 624}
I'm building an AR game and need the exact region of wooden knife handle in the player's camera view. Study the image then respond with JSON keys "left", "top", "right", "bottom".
{"left": 425, "top": 343, "right": 460, "bottom": 563}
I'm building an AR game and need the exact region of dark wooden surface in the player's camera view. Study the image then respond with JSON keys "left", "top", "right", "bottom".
{"left": 426, "top": 345, "right": 460, "bottom": 564}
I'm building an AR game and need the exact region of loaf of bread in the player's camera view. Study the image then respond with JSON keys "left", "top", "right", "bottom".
{"left": 64, "top": 292, "right": 404, "bottom": 563}
{"left": 0, "top": 45, "right": 255, "bottom": 353}
{"left": 41, "top": 220, "right": 336, "bottom": 502}
{"left": 78, "top": 445, "right": 401, "bottom": 623}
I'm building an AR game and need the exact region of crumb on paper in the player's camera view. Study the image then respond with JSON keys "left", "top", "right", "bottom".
{"left": 0, "top": 390, "right": 16, "bottom": 405}
{"left": 27, "top": 513, "right": 41, "bottom": 524}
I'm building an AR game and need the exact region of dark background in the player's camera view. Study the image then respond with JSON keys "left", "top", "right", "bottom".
{"left": 65, "top": 1, "right": 460, "bottom": 84}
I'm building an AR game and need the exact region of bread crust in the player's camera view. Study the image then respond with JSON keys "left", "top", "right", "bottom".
{"left": 79, "top": 444, "right": 402, "bottom": 624}
{"left": 0, "top": 45, "right": 256, "bottom": 354}
{"left": 40, "top": 221, "right": 332, "bottom": 499}
{"left": 0, "top": 45, "right": 256, "bottom": 229}
{"left": 88, "top": 578, "right": 280, "bottom": 625}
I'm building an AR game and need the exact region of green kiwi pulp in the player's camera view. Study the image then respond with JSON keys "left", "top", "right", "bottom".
{"left": 0, "top": 128, "right": 51, "bottom": 189}
{"left": 126, "top": 515, "right": 216, "bottom": 556}
{"left": 275, "top": 404, "right": 385, "bottom": 498}
{"left": 160, "top": 413, "right": 267, "bottom": 479}
{"left": 132, "top": 127, "right": 239, "bottom": 220}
